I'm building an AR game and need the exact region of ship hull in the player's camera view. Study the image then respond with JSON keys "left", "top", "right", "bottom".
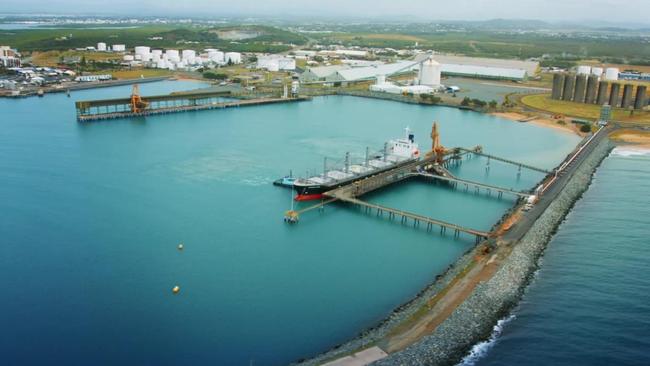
{"left": 293, "top": 158, "right": 418, "bottom": 201}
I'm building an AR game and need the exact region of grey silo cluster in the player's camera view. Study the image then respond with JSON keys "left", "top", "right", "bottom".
{"left": 609, "top": 83, "right": 621, "bottom": 107}
{"left": 621, "top": 84, "right": 634, "bottom": 109}
{"left": 551, "top": 73, "right": 564, "bottom": 100}
{"left": 635, "top": 86, "right": 648, "bottom": 110}
{"left": 585, "top": 75, "right": 598, "bottom": 104}
{"left": 550, "top": 72, "right": 648, "bottom": 110}
{"left": 562, "top": 74, "right": 576, "bottom": 101}
{"left": 574, "top": 75, "right": 587, "bottom": 103}
{"left": 596, "top": 81, "right": 609, "bottom": 105}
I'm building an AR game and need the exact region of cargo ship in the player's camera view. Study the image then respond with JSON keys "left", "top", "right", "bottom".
{"left": 292, "top": 128, "right": 421, "bottom": 201}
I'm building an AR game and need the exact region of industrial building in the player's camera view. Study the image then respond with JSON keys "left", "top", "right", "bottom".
{"left": 257, "top": 55, "right": 296, "bottom": 71}
{"left": 551, "top": 72, "right": 648, "bottom": 110}
{"left": 1, "top": 46, "right": 21, "bottom": 67}
{"left": 440, "top": 64, "right": 527, "bottom": 81}
{"left": 299, "top": 65, "right": 351, "bottom": 82}
{"left": 325, "top": 61, "right": 419, "bottom": 83}
{"left": 428, "top": 54, "right": 537, "bottom": 81}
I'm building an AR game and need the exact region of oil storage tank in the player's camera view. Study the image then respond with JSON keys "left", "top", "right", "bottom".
{"left": 418, "top": 58, "right": 442, "bottom": 87}
{"left": 609, "top": 83, "right": 621, "bottom": 107}
{"left": 621, "top": 84, "right": 634, "bottom": 108}
{"left": 635, "top": 85, "right": 648, "bottom": 110}
{"left": 552, "top": 73, "right": 565, "bottom": 100}
{"left": 585, "top": 75, "right": 598, "bottom": 104}
{"left": 574, "top": 75, "right": 587, "bottom": 103}
{"left": 562, "top": 74, "right": 576, "bottom": 101}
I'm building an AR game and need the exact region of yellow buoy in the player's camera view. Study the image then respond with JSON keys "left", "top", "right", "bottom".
{"left": 172, "top": 285, "right": 180, "bottom": 294}
{"left": 178, "top": 243, "right": 184, "bottom": 251}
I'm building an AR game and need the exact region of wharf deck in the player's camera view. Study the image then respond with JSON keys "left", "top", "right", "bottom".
{"left": 76, "top": 95, "right": 311, "bottom": 122}
{"left": 414, "top": 172, "right": 533, "bottom": 198}
{"left": 458, "top": 147, "right": 551, "bottom": 174}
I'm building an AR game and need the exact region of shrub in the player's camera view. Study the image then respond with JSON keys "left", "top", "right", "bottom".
{"left": 580, "top": 124, "right": 592, "bottom": 133}
{"left": 203, "top": 71, "right": 228, "bottom": 80}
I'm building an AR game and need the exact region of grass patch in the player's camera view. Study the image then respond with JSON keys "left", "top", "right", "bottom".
{"left": 110, "top": 68, "right": 173, "bottom": 79}
{"left": 521, "top": 94, "right": 650, "bottom": 123}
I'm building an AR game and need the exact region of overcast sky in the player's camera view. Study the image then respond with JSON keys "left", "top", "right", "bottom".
{"left": 4, "top": 0, "right": 650, "bottom": 24}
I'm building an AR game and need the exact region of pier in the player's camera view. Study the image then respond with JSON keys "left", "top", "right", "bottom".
{"left": 280, "top": 121, "right": 555, "bottom": 243}
{"left": 456, "top": 147, "right": 551, "bottom": 174}
{"left": 75, "top": 88, "right": 310, "bottom": 122}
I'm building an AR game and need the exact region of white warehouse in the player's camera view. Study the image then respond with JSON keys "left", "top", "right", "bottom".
{"left": 257, "top": 55, "right": 296, "bottom": 71}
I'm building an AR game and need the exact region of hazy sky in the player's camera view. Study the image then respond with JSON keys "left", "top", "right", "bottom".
{"left": 4, "top": 0, "right": 650, "bottom": 24}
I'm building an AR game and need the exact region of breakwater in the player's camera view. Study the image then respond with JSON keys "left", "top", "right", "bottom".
{"left": 373, "top": 136, "right": 614, "bottom": 365}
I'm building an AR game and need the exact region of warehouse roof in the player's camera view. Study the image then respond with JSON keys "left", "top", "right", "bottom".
{"left": 434, "top": 55, "right": 538, "bottom": 75}
{"left": 304, "top": 65, "right": 350, "bottom": 78}
{"left": 441, "top": 63, "right": 528, "bottom": 80}
{"left": 330, "top": 61, "right": 418, "bottom": 81}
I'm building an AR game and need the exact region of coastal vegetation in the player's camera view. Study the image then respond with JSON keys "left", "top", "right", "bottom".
{"left": 521, "top": 94, "right": 650, "bottom": 124}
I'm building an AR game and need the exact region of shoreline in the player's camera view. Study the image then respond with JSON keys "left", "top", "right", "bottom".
{"left": 491, "top": 111, "right": 582, "bottom": 136}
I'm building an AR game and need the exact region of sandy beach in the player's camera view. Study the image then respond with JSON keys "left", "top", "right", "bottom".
{"left": 491, "top": 112, "right": 582, "bottom": 135}
{"left": 609, "top": 129, "right": 650, "bottom": 149}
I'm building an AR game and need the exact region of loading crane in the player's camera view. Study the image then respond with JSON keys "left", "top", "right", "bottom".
{"left": 130, "top": 84, "right": 149, "bottom": 113}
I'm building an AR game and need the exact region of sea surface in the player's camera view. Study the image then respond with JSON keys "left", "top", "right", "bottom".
{"left": 465, "top": 147, "right": 650, "bottom": 366}
{"left": 0, "top": 81, "right": 580, "bottom": 366}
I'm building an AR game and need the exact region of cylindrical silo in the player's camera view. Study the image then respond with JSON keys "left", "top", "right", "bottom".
{"left": 596, "top": 81, "right": 609, "bottom": 105}
{"left": 418, "top": 58, "right": 441, "bottom": 87}
{"left": 621, "top": 84, "right": 634, "bottom": 109}
{"left": 574, "top": 75, "right": 587, "bottom": 103}
{"left": 609, "top": 83, "right": 621, "bottom": 107}
{"left": 591, "top": 67, "right": 603, "bottom": 77}
{"left": 577, "top": 65, "right": 591, "bottom": 75}
{"left": 562, "top": 74, "right": 576, "bottom": 101}
{"left": 635, "top": 85, "right": 648, "bottom": 110}
{"left": 552, "top": 73, "right": 564, "bottom": 100}
{"left": 585, "top": 75, "right": 598, "bottom": 104}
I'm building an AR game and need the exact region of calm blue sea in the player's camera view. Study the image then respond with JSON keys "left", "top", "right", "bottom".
{"left": 0, "top": 81, "right": 579, "bottom": 366}
{"left": 465, "top": 148, "right": 650, "bottom": 366}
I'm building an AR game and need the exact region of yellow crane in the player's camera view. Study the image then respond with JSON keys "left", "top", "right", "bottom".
{"left": 130, "top": 84, "right": 149, "bottom": 113}
{"left": 427, "top": 121, "right": 446, "bottom": 164}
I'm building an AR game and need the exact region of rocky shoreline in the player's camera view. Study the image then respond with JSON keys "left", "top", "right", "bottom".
{"left": 373, "top": 137, "right": 614, "bottom": 366}
{"left": 295, "top": 136, "right": 613, "bottom": 366}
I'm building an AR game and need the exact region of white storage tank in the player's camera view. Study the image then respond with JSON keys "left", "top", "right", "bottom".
{"left": 112, "top": 44, "right": 126, "bottom": 52}
{"left": 151, "top": 49, "right": 163, "bottom": 58}
{"left": 418, "top": 58, "right": 441, "bottom": 87}
{"left": 577, "top": 65, "right": 591, "bottom": 75}
{"left": 123, "top": 55, "right": 134, "bottom": 61}
{"left": 166, "top": 49, "right": 180, "bottom": 63}
{"left": 97, "top": 42, "right": 107, "bottom": 51}
{"left": 208, "top": 50, "right": 224, "bottom": 63}
{"left": 591, "top": 67, "right": 603, "bottom": 77}
{"left": 605, "top": 67, "right": 619, "bottom": 81}
{"left": 225, "top": 52, "right": 241, "bottom": 64}
{"left": 182, "top": 49, "right": 196, "bottom": 63}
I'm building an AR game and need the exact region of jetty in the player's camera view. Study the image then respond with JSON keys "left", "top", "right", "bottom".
{"left": 75, "top": 86, "right": 310, "bottom": 122}
{"left": 282, "top": 123, "right": 551, "bottom": 243}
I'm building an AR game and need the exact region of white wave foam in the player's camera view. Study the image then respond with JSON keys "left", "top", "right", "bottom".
{"left": 457, "top": 314, "right": 516, "bottom": 366}
{"left": 611, "top": 146, "right": 650, "bottom": 157}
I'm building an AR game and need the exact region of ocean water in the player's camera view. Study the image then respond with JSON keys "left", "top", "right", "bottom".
{"left": 467, "top": 147, "right": 650, "bottom": 366}
{"left": 0, "top": 82, "right": 580, "bottom": 366}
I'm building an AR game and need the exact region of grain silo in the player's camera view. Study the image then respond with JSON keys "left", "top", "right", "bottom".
{"left": 635, "top": 85, "right": 648, "bottom": 110}
{"left": 418, "top": 58, "right": 442, "bottom": 87}
{"left": 562, "top": 74, "right": 576, "bottom": 101}
{"left": 551, "top": 73, "right": 565, "bottom": 100}
{"left": 596, "top": 81, "right": 609, "bottom": 105}
{"left": 574, "top": 75, "right": 587, "bottom": 103}
{"left": 609, "top": 83, "right": 621, "bottom": 107}
{"left": 585, "top": 75, "right": 598, "bottom": 104}
{"left": 591, "top": 67, "right": 603, "bottom": 77}
{"left": 621, "top": 84, "right": 634, "bottom": 109}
